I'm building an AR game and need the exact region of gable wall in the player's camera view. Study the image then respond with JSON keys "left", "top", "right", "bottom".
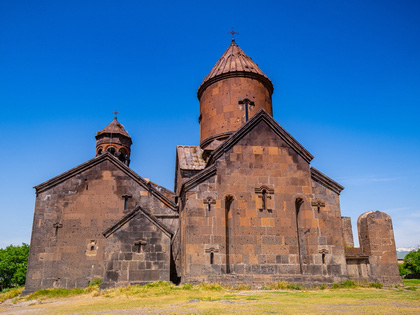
{"left": 101, "top": 211, "right": 171, "bottom": 289}
{"left": 181, "top": 121, "right": 342, "bottom": 282}
{"left": 25, "top": 159, "right": 176, "bottom": 293}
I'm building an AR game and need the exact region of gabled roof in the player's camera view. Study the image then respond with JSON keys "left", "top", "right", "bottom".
{"left": 34, "top": 152, "right": 177, "bottom": 211}
{"left": 103, "top": 205, "right": 173, "bottom": 238}
{"left": 198, "top": 40, "right": 274, "bottom": 99}
{"left": 96, "top": 118, "right": 131, "bottom": 139}
{"left": 311, "top": 167, "right": 344, "bottom": 195}
{"left": 207, "top": 109, "right": 314, "bottom": 166}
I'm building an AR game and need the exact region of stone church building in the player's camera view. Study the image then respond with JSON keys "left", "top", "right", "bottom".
{"left": 24, "top": 39, "right": 401, "bottom": 293}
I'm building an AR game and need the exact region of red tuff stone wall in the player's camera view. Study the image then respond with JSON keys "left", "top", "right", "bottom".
{"left": 357, "top": 211, "right": 402, "bottom": 284}
{"left": 199, "top": 77, "right": 272, "bottom": 145}
{"left": 179, "top": 121, "right": 348, "bottom": 284}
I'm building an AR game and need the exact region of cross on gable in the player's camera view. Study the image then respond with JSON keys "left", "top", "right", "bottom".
{"left": 134, "top": 240, "right": 147, "bottom": 253}
{"left": 239, "top": 98, "right": 255, "bottom": 122}
{"left": 53, "top": 222, "right": 63, "bottom": 236}
{"left": 203, "top": 197, "right": 216, "bottom": 211}
{"left": 311, "top": 201, "right": 326, "bottom": 212}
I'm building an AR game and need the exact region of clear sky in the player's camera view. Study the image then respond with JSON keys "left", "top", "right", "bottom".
{"left": 1, "top": 0, "right": 419, "bottom": 249}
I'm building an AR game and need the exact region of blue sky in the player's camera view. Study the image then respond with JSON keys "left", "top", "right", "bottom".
{"left": 0, "top": 0, "right": 419, "bottom": 248}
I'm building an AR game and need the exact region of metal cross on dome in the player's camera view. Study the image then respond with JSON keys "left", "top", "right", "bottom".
{"left": 113, "top": 110, "right": 120, "bottom": 119}
{"left": 227, "top": 28, "right": 239, "bottom": 40}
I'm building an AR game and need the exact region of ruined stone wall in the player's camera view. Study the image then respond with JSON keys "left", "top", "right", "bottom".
{"left": 180, "top": 121, "right": 345, "bottom": 284}
{"left": 25, "top": 158, "right": 176, "bottom": 294}
{"left": 199, "top": 77, "right": 272, "bottom": 144}
{"left": 101, "top": 211, "right": 171, "bottom": 289}
{"left": 358, "top": 211, "right": 402, "bottom": 284}
{"left": 341, "top": 217, "right": 354, "bottom": 248}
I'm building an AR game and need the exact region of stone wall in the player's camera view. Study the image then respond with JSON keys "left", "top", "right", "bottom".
{"left": 199, "top": 77, "right": 272, "bottom": 144}
{"left": 357, "top": 211, "right": 402, "bottom": 284}
{"left": 341, "top": 217, "right": 354, "bottom": 247}
{"left": 24, "top": 155, "right": 176, "bottom": 294}
{"left": 179, "top": 119, "right": 348, "bottom": 284}
{"left": 101, "top": 208, "right": 172, "bottom": 289}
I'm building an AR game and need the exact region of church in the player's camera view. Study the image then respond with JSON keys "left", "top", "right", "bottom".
{"left": 24, "top": 39, "right": 401, "bottom": 293}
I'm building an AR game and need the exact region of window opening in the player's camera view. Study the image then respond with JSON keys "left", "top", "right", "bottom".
{"left": 122, "top": 195, "right": 132, "bottom": 211}
{"left": 238, "top": 98, "right": 255, "bottom": 122}
{"left": 107, "top": 147, "right": 116, "bottom": 155}
{"left": 210, "top": 252, "right": 214, "bottom": 265}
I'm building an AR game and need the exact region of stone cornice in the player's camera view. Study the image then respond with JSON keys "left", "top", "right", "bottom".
{"left": 311, "top": 167, "right": 344, "bottom": 195}
{"left": 103, "top": 205, "right": 173, "bottom": 238}
{"left": 34, "top": 152, "right": 177, "bottom": 211}
{"left": 197, "top": 71, "right": 274, "bottom": 100}
{"left": 207, "top": 110, "right": 314, "bottom": 166}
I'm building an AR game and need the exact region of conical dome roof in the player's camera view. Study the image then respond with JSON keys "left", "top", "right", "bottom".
{"left": 198, "top": 39, "right": 273, "bottom": 99}
{"left": 96, "top": 118, "right": 131, "bottom": 139}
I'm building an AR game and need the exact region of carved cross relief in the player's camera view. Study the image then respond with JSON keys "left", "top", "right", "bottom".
{"left": 53, "top": 222, "right": 63, "bottom": 236}
{"left": 311, "top": 201, "right": 326, "bottom": 213}
{"left": 134, "top": 240, "right": 147, "bottom": 253}
{"left": 203, "top": 197, "right": 216, "bottom": 211}
{"left": 255, "top": 186, "right": 274, "bottom": 211}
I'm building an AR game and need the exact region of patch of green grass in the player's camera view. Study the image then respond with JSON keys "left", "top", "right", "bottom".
{"left": 368, "top": 282, "right": 383, "bottom": 289}
{"left": 27, "top": 288, "right": 85, "bottom": 300}
{"left": 262, "top": 281, "right": 303, "bottom": 290}
{"left": 403, "top": 279, "right": 420, "bottom": 287}
{"left": 332, "top": 280, "right": 358, "bottom": 289}
{"left": 89, "top": 277, "right": 102, "bottom": 287}
{"left": 0, "top": 287, "right": 23, "bottom": 303}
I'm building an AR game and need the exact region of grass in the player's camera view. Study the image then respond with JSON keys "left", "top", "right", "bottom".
{"left": 403, "top": 279, "right": 420, "bottom": 287}
{"left": 1, "top": 281, "right": 420, "bottom": 314}
{"left": 0, "top": 287, "right": 23, "bottom": 303}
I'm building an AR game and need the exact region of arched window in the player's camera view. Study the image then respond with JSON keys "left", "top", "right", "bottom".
{"left": 119, "top": 148, "right": 127, "bottom": 163}
{"left": 107, "top": 146, "right": 116, "bottom": 155}
{"left": 97, "top": 148, "right": 103, "bottom": 155}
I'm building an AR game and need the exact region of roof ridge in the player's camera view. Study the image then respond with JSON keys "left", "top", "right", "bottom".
{"left": 34, "top": 152, "right": 177, "bottom": 210}
{"left": 206, "top": 110, "right": 314, "bottom": 166}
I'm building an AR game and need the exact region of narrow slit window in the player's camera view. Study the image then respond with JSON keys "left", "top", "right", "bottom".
{"left": 210, "top": 252, "right": 214, "bottom": 265}
{"left": 322, "top": 253, "right": 326, "bottom": 265}
{"left": 124, "top": 197, "right": 129, "bottom": 210}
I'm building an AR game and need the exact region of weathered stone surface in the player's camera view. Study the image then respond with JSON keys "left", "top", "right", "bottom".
{"left": 25, "top": 40, "right": 402, "bottom": 294}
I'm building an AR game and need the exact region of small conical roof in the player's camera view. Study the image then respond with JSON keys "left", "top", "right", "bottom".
{"left": 198, "top": 39, "right": 273, "bottom": 98}
{"left": 204, "top": 39, "right": 269, "bottom": 81}
{"left": 96, "top": 118, "right": 131, "bottom": 138}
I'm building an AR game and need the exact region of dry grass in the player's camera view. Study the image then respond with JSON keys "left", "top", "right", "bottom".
{"left": 1, "top": 281, "right": 419, "bottom": 314}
